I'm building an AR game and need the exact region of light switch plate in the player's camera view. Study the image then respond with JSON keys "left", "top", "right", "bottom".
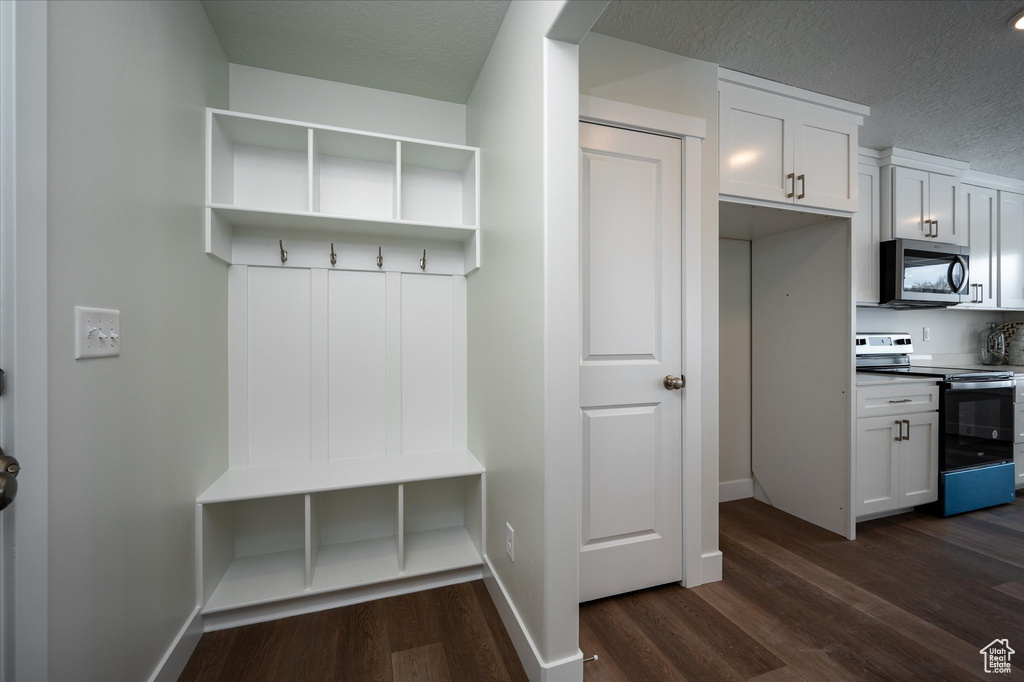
{"left": 75, "top": 307, "right": 120, "bottom": 359}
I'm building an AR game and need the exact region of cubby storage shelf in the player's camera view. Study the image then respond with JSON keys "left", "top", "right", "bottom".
{"left": 204, "top": 548, "right": 306, "bottom": 614}
{"left": 198, "top": 449, "right": 484, "bottom": 504}
{"left": 206, "top": 108, "right": 480, "bottom": 272}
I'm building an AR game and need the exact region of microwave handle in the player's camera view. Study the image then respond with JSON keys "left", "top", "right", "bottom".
{"left": 948, "top": 255, "right": 969, "bottom": 294}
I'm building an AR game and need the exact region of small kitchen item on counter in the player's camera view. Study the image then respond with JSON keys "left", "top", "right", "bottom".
{"left": 979, "top": 322, "right": 1006, "bottom": 365}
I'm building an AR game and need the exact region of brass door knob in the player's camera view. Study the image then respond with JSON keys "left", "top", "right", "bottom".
{"left": 663, "top": 375, "right": 685, "bottom": 390}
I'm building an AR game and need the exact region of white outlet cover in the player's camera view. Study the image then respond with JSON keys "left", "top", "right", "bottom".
{"left": 75, "top": 306, "right": 120, "bottom": 359}
{"left": 505, "top": 522, "right": 514, "bottom": 562}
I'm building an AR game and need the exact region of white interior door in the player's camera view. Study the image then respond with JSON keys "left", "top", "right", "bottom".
{"left": 578, "top": 122, "right": 683, "bottom": 602}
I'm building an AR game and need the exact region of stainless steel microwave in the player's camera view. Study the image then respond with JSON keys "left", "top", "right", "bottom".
{"left": 879, "top": 239, "right": 970, "bottom": 307}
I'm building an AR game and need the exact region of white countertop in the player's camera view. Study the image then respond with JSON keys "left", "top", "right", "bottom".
{"left": 855, "top": 373, "right": 941, "bottom": 387}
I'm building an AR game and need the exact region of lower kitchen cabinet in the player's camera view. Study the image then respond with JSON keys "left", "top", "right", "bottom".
{"left": 856, "top": 411, "right": 938, "bottom": 517}
{"left": 1016, "top": 444, "right": 1024, "bottom": 488}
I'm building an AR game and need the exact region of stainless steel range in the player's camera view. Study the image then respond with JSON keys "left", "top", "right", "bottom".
{"left": 856, "top": 333, "right": 1017, "bottom": 515}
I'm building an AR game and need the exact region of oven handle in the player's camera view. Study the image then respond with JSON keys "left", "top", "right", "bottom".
{"left": 945, "top": 379, "right": 1016, "bottom": 391}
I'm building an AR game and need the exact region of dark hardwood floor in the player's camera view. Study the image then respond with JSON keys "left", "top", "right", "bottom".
{"left": 581, "top": 492, "right": 1024, "bottom": 681}
{"left": 182, "top": 492, "right": 1024, "bottom": 681}
{"left": 179, "top": 580, "right": 528, "bottom": 682}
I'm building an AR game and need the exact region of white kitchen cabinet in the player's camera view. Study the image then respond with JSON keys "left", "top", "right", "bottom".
{"left": 999, "top": 191, "right": 1024, "bottom": 309}
{"left": 1015, "top": 444, "right": 1024, "bottom": 488}
{"left": 853, "top": 164, "right": 881, "bottom": 304}
{"left": 960, "top": 184, "right": 998, "bottom": 308}
{"left": 719, "top": 74, "right": 863, "bottom": 213}
{"left": 884, "top": 166, "right": 966, "bottom": 245}
{"left": 856, "top": 411, "right": 938, "bottom": 516}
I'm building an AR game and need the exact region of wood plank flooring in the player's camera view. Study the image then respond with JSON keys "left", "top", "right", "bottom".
{"left": 182, "top": 493, "right": 1024, "bottom": 681}
{"left": 179, "top": 581, "right": 528, "bottom": 682}
{"left": 581, "top": 492, "right": 1024, "bottom": 681}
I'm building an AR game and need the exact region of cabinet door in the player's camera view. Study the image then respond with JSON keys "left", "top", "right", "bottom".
{"left": 900, "top": 412, "right": 939, "bottom": 507}
{"left": 856, "top": 417, "right": 901, "bottom": 516}
{"left": 890, "top": 167, "right": 930, "bottom": 240}
{"left": 853, "top": 165, "right": 881, "bottom": 304}
{"left": 1015, "top": 444, "right": 1024, "bottom": 489}
{"left": 929, "top": 174, "right": 966, "bottom": 246}
{"left": 719, "top": 84, "right": 795, "bottom": 204}
{"left": 961, "top": 185, "right": 997, "bottom": 308}
{"left": 793, "top": 110, "right": 857, "bottom": 212}
{"left": 999, "top": 191, "right": 1024, "bottom": 309}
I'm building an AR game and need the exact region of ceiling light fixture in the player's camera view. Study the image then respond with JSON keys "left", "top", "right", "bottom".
{"left": 1013, "top": 9, "right": 1024, "bottom": 29}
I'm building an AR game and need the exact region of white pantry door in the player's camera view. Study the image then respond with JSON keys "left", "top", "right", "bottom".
{"left": 579, "top": 122, "right": 683, "bottom": 602}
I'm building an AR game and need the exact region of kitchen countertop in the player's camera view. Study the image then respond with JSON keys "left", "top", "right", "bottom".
{"left": 856, "top": 373, "right": 942, "bottom": 387}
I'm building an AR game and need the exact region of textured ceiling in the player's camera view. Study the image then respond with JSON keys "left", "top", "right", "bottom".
{"left": 200, "top": 0, "right": 510, "bottom": 103}
{"left": 594, "top": 1, "right": 1024, "bottom": 179}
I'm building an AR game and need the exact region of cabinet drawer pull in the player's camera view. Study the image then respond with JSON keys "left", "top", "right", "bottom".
{"left": 888, "top": 398, "right": 913, "bottom": 403}
{"left": 979, "top": 282, "right": 984, "bottom": 303}
{"left": 797, "top": 174, "right": 806, "bottom": 199}
{"left": 895, "top": 420, "right": 904, "bottom": 441}
{"left": 903, "top": 419, "right": 911, "bottom": 441}
{"left": 787, "top": 172, "right": 795, "bottom": 198}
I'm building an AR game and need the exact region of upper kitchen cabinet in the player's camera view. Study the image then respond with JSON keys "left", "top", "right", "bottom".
{"left": 880, "top": 148, "right": 968, "bottom": 246}
{"left": 960, "top": 183, "right": 998, "bottom": 309}
{"left": 853, "top": 155, "right": 881, "bottom": 305}
{"left": 719, "top": 69, "right": 867, "bottom": 214}
{"left": 999, "top": 191, "right": 1024, "bottom": 309}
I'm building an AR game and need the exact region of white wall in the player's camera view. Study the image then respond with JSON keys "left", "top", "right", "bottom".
{"left": 46, "top": 2, "right": 228, "bottom": 680}
{"left": 719, "top": 239, "right": 752, "bottom": 498}
{"left": 579, "top": 33, "right": 722, "bottom": 573}
{"left": 229, "top": 63, "right": 466, "bottom": 144}
{"left": 466, "top": 0, "right": 581, "bottom": 672}
{"left": 857, "top": 307, "right": 1006, "bottom": 356}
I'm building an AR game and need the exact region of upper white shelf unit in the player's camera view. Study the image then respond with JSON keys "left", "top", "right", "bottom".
{"left": 206, "top": 109, "right": 480, "bottom": 272}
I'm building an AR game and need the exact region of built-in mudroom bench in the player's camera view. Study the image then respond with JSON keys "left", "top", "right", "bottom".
{"left": 196, "top": 108, "right": 484, "bottom": 630}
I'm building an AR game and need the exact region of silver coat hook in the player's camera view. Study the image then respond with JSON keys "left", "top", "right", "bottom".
{"left": 279, "top": 240, "right": 288, "bottom": 264}
{"left": 420, "top": 249, "right": 426, "bottom": 271}
{"left": 330, "top": 243, "right": 337, "bottom": 266}
{"left": 377, "top": 246, "right": 383, "bottom": 269}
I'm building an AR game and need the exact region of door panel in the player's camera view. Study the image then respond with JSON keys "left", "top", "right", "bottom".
{"left": 719, "top": 85, "right": 794, "bottom": 204}
{"left": 853, "top": 166, "right": 880, "bottom": 304}
{"left": 999, "top": 192, "right": 1024, "bottom": 309}
{"left": 579, "top": 122, "right": 682, "bottom": 602}
{"left": 856, "top": 417, "right": 900, "bottom": 516}
{"left": 929, "top": 174, "right": 965, "bottom": 246}
{"left": 793, "top": 111, "right": 856, "bottom": 212}
{"left": 901, "top": 412, "right": 939, "bottom": 506}
{"left": 961, "top": 185, "right": 997, "bottom": 308}
{"left": 891, "top": 166, "right": 930, "bottom": 240}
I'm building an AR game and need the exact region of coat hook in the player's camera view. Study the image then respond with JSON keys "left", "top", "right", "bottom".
{"left": 279, "top": 240, "right": 288, "bottom": 264}
{"left": 420, "top": 249, "right": 427, "bottom": 271}
{"left": 377, "top": 246, "right": 383, "bottom": 269}
{"left": 330, "top": 243, "right": 337, "bottom": 266}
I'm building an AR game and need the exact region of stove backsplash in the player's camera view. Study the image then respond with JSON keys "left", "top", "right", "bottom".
{"left": 856, "top": 307, "right": 1022, "bottom": 359}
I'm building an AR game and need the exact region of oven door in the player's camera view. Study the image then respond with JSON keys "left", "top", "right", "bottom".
{"left": 940, "top": 382, "right": 1015, "bottom": 471}
{"left": 897, "top": 240, "right": 969, "bottom": 305}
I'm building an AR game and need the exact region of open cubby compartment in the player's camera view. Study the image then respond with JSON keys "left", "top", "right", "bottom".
{"left": 400, "top": 141, "right": 478, "bottom": 228}
{"left": 307, "top": 484, "right": 402, "bottom": 593}
{"left": 209, "top": 112, "right": 309, "bottom": 213}
{"left": 200, "top": 494, "right": 307, "bottom": 613}
{"left": 402, "top": 475, "right": 483, "bottom": 576}
{"left": 313, "top": 129, "right": 398, "bottom": 220}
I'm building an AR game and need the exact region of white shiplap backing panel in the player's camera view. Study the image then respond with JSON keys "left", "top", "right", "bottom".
{"left": 401, "top": 275, "right": 454, "bottom": 454}
{"left": 248, "top": 267, "right": 312, "bottom": 466}
{"left": 230, "top": 265, "right": 463, "bottom": 468}
{"left": 328, "top": 271, "right": 387, "bottom": 459}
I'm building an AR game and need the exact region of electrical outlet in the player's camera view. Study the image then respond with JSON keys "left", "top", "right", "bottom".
{"left": 922, "top": 326, "right": 931, "bottom": 342}
{"left": 75, "top": 307, "right": 120, "bottom": 359}
{"left": 505, "top": 522, "right": 515, "bottom": 562}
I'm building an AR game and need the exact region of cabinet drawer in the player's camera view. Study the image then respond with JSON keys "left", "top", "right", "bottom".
{"left": 857, "top": 385, "right": 939, "bottom": 417}
{"left": 1016, "top": 380, "right": 1024, "bottom": 404}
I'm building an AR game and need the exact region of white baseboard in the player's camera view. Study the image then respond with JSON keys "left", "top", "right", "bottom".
{"left": 148, "top": 605, "right": 203, "bottom": 682}
{"left": 700, "top": 550, "right": 723, "bottom": 584}
{"left": 482, "top": 555, "right": 583, "bottom": 682}
{"left": 719, "top": 477, "right": 754, "bottom": 502}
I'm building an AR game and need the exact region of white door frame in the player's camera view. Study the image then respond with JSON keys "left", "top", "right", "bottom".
{"left": 0, "top": 1, "right": 49, "bottom": 679}
{"left": 578, "top": 96, "right": 706, "bottom": 587}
